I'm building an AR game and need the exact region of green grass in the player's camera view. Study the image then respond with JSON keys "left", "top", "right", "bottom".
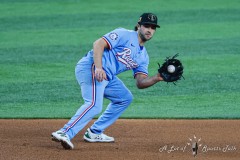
{"left": 0, "top": 0, "right": 240, "bottom": 119}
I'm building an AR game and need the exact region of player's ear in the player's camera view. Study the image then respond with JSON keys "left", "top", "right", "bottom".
{"left": 137, "top": 24, "right": 140, "bottom": 30}
{"left": 134, "top": 24, "right": 140, "bottom": 31}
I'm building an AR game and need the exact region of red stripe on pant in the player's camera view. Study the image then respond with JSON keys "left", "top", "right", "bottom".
{"left": 64, "top": 64, "right": 96, "bottom": 132}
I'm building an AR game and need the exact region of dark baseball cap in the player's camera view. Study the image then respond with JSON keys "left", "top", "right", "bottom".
{"left": 138, "top": 13, "right": 160, "bottom": 28}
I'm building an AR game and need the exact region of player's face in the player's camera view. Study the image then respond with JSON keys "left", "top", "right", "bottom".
{"left": 138, "top": 24, "right": 156, "bottom": 42}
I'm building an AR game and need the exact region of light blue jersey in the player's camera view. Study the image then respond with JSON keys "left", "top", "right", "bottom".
{"left": 86, "top": 28, "right": 149, "bottom": 80}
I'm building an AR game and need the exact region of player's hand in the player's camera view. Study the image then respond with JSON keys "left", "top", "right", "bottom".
{"left": 94, "top": 68, "right": 107, "bottom": 82}
{"left": 156, "top": 73, "right": 164, "bottom": 81}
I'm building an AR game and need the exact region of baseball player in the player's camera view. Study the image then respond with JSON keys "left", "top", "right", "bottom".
{"left": 52, "top": 13, "right": 163, "bottom": 149}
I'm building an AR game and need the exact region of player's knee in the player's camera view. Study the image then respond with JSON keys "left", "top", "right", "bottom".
{"left": 93, "top": 106, "right": 102, "bottom": 115}
{"left": 92, "top": 103, "right": 103, "bottom": 114}
{"left": 84, "top": 101, "right": 103, "bottom": 115}
{"left": 122, "top": 91, "right": 133, "bottom": 106}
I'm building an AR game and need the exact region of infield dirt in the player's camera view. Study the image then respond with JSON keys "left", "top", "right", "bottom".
{"left": 0, "top": 119, "right": 239, "bottom": 160}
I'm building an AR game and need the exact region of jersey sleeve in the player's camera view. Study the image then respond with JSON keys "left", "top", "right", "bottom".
{"left": 102, "top": 28, "right": 129, "bottom": 49}
{"left": 133, "top": 53, "right": 149, "bottom": 78}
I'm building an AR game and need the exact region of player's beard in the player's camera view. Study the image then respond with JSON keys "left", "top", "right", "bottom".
{"left": 139, "top": 31, "right": 152, "bottom": 42}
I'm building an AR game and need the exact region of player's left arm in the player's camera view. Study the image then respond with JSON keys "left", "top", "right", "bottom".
{"left": 135, "top": 73, "right": 163, "bottom": 89}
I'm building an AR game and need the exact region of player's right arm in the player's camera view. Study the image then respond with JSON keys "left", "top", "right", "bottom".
{"left": 93, "top": 38, "right": 109, "bottom": 82}
{"left": 94, "top": 28, "right": 127, "bottom": 82}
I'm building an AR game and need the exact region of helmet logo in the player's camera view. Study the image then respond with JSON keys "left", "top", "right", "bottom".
{"left": 148, "top": 14, "right": 156, "bottom": 21}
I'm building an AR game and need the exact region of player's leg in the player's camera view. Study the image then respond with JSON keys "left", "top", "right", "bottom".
{"left": 88, "top": 76, "right": 133, "bottom": 135}
{"left": 61, "top": 64, "right": 108, "bottom": 139}
{"left": 52, "top": 62, "right": 108, "bottom": 148}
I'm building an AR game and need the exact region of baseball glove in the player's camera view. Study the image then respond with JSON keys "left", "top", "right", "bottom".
{"left": 158, "top": 53, "right": 184, "bottom": 84}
